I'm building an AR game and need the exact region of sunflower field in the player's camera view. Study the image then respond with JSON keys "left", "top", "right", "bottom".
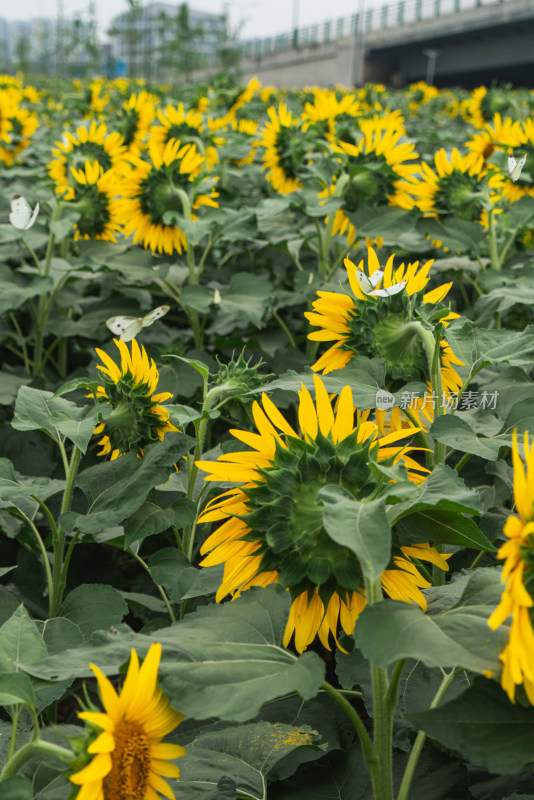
{"left": 2, "top": 71, "right": 534, "bottom": 800}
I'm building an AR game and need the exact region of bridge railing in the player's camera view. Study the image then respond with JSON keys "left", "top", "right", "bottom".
{"left": 241, "top": 0, "right": 509, "bottom": 59}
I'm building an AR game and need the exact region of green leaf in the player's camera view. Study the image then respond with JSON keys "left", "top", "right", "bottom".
{"left": 177, "top": 722, "right": 324, "bottom": 800}
{"left": 181, "top": 284, "right": 214, "bottom": 314}
{"left": 124, "top": 498, "right": 196, "bottom": 547}
{"left": 444, "top": 319, "right": 534, "bottom": 371}
{"left": 0, "top": 372, "right": 31, "bottom": 406}
{"left": 388, "top": 464, "right": 483, "bottom": 523}
{"left": 216, "top": 272, "right": 272, "bottom": 332}
{"left": 0, "top": 671, "right": 36, "bottom": 709}
{"left": 406, "top": 678, "right": 534, "bottom": 775}
{"left": 354, "top": 569, "right": 507, "bottom": 674}
{"left": 0, "top": 776, "right": 35, "bottom": 800}
{"left": 429, "top": 415, "right": 507, "bottom": 460}
{"left": 12, "top": 385, "right": 97, "bottom": 451}
{"left": 148, "top": 548, "right": 198, "bottom": 602}
{"left": 0, "top": 459, "right": 65, "bottom": 515}
{"left": 0, "top": 605, "right": 47, "bottom": 672}
{"left": 0, "top": 274, "right": 53, "bottom": 315}
{"left": 348, "top": 206, "right": 419, "bottom": 246}
{"left": 165, "top": 355, "right": 210, "bottom": 383}
{"left": 319, "top": 487, "right": 391, "bottom": 581}
{"left": 50, "top": 210, "right": 80, "bottom": 241}
{"left": 421, "top": 217, "right": 485, "bottom": 252}
{"left": 395, "top": 510, "right": 496, "bottom": 551}
{"left": 40, "top": 618, "right": 83, "bottom": 654}
{"left": 23, "top": 587, "right": 325, "bottom": 722}
{"left": 68, "top": 433, "right": 195, "bottom": 533}
{"left": 59, "top": 584, "right": 128, "bottom": 639}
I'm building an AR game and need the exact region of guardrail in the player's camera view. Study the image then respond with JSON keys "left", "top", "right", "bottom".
{"left": 240, "top": 0, "right": 511, "bottom": 58}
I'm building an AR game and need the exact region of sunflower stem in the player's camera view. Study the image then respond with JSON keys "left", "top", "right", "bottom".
{"left": 365, "top": 576, "right": 395, "bottom": 800}
{"left": 272, "top": 310, "right": 297, "bottom": 348}
{"left": 396, "top": 669, "right": 456, "bottom": 800}
{"left": 487, "top": 209, "right": 501, "bottom": 271}
{"left": 0, "top": 738, "right": 76, "bottom": 780}
{"left": 17, "top": 509, "right": 54, "bottom": 616}
{"left": 51, "top": 444, "right": 82, "bottom": 617}
{"left": 320, "top": 681, "right": 377, "bottom": 774}
{"left": 8, "top": 312, "right": 32, "bottom": 374}
{"left": 128, "top": 550, "right": 176, "bottom": 623}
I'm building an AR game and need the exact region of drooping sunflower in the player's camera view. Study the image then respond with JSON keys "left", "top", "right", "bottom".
{"left": 406, "top": 147, "right": 504, "bottom": 222}
{"left": 150, "top": 102, "right": 219, "bottom": 168}
{"left": 488, "top": 432, "right": 534, "bottom": 704}
{"left": 90, "top": 339, "right": 178, "bottom": 460}
{"left": 70, "top": 642, "right": 185, "bottom": 800}
{"left": 197, "top": 374, "right": 449, "bottom": 653}
{"left": 305, "top": 247, "right": 462, "bottom": 424}
{"left": 48, "top": 120, "right": 128, "bottom": 199}
{"left": 407, "top": 81, "right": 439, "bottom": 114}
{"left": 465, "top": 112, "right": 521, "bottom": 168}
{"left": 319, "top": 122, "right": 419, "bottom": 245}
{"left": 66, "top": 160, "right": 122, "bottom": 242}
{"left": 115, "top": 90, "right": 157, "bottom": 154}
{"left": 463, "top": 85, "right": 517, "bottom": 129}
{"left": 0, "top": 88, "right": 39, "bottom": 165}
{"left": 116, "top": 134, "right": 218, "bottom": 255}
{"left": 258, "top": 102, "right": 308, "bottom": 194}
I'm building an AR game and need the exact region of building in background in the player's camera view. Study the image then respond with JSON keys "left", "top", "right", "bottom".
{"left": 108, "top": 2, "right": 225, "bottom": 81}
{"left": 0, "top": 11, "right": 100, "bottom": 77}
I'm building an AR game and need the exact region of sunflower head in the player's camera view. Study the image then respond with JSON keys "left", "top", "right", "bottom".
{"left": 90, "top": 339, "right": 178, "bottom": 460}
{"left": 70, "top": 642, "right": 185, "bottom": 800}
{"left": 67, "top": 159, "right": 122, "bottom": 242}
{"left": 197, "top": 375, "right": 447, "bottom": 652}
{"left": 306, "top": 246, "right": 460, "bottom": 386}
{"left": 487, "top": 431, "right": 534, "bottom": 704}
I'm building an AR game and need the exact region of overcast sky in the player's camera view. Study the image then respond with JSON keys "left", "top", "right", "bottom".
{"left": 0, "top": 0, "right": 368, "bottom": 41}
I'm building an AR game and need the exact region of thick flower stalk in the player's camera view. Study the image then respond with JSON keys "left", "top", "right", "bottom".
{"left": 70, "top": 642, "right": 185, "bottom": 800}
{"left": 197, "top": 375, "right": 448, "bottom": 653}
{"left": 90, "top": 339, "right": 178, "bottom": 460}
{"left": 488, "top": 431, "right": 534, "bottom": 704}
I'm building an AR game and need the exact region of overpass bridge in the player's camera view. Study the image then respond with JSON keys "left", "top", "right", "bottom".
{"left": 236, "top": 0, "right": 534, "bottom": 88}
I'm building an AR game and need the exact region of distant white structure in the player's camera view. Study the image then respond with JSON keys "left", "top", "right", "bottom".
{"left": 0, "top": 14, "right": 97, "bottom": 74}
{"left": 108, "top": 2, "right": 224, "bottom": 78}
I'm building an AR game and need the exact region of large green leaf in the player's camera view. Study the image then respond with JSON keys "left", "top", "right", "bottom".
{"left": 444, "top": 320, "right": 534, "bottom": 371}
{"left": 0, "top": 458, "right": 65, "bottom": 516}
{"left": 388, "top": 464, "right": 483, "bottom": 522}
{"left": 59, "top": 584, "right": 128, "bottom": 639}
{"left": 174, "top": 722, "right": 325, "bottom": 800}
{"left": 429, "top": 415, "right": 508, "bottom": 460}
{"left": 395, "top": 509, "right": 496, "bottom": 551}
{"left": 21, "top": 587, "right": 325, "bottom": 722}
{"left": 406, "top": 678, "right": 534, "bottom": 775}
{"left": 124, "top": 498, "right": 196, "bottom": 547}
{"left": 319, "top": 487, "right": 391, "bottom": 581}
{"left": 0, "top": 671, "right": 36, "bottom": 709}
{"left": 0, "top": 372, "right": 31, "bottom": 406}
{"left": 354, "top": 569, "right": 507, "bottom": 674}
{"left": 12, "top": 386, "right": 99, "bottom": 452}
{"left": 0, "top": 776, "right": 35, "bottom": 800}
{"left": 0, "top": 605, "right": 47, "bottom": 672}
{"left": 216, "top": 272, "right": 272, "bottom": 332}
{"left": 0, "top": 274, "right": 53, "bottom": 315}
{"left": 65, "top": 433, "right": 195, "bottom": 533}
{"left": 420, "top": 218, "right": 485, "bottom": 253}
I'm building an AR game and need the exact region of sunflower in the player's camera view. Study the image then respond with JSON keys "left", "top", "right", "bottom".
{"left": 150, "top": 103, "right": 219, "bottom": 168}
{"left": 66, "top": 160, "right": 122, "bottom": 242}
{"left": 488, "top": 431, "right": 534, "bottom": 704}
{"left": 90, "top": 339, "right": 178, "bottom": 460}
{"left": 407, "top": 81, "right": 439, "bottom": 113}
{"left": 301, "top": 88, "right": 361, "bottom": 145}
{"left": 319, "top": 123, "right": 419, "bottom": 245}
{"left": 406, "top": 147, "right": 504, "bottom": 222}
{"left": 305, "top": 247, "right": 462, "bottom": 424}
{"left": 498, "top": 118, "right": 534, "bottom": 203}
{"left": 115, "top": 90, "right": 156, "bottom": 153}
{"left": 116, "top": 135, "right": 218, "bottom": 255}
{"left": 70, "top": 642, "right": 185, "bottom": 800}
{"left": 0, "top": 88, "right": 39, "bottom": 165}
{"left": 48, "top": 120, "right": 128, "bottom": 199}
{"left": 465, "top": 113, "right": 521, "bottom": 168}
{"left": 197, "top": 374, "right": 449, "bottom": 653}
{"left": 463, "top": 85, "right": 517, "bottom": 129}
{"left": 258, "top": 102, "right": 308, "bottom": 194}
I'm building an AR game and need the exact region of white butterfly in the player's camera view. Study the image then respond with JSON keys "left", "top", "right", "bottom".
{"left": 508, "top": 154, "right": 527, "bottom": 183}
{"left": 356, "top": 268, "right": 407, "bottom": 298}
{"left": 106, "top": 305, "right": 170, "bottom": 342}
{"left": 9, "top": 195, "right": 40, "bottom": 230}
